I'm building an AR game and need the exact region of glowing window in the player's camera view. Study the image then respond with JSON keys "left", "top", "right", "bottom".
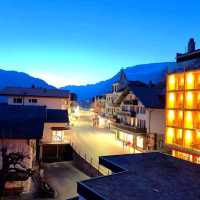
{"left": 168, "top": 93, "right": 175, "bottom": 108}
{"left": 184, "top": 130, "right": 193, "bottom": 147}
{"left": 166, "top": 127, "right": 175, "bottom": 144}
{"left": 119, "top": 132, "right": 124, "bottom": 141}
{"left": 185, "top": 92, "right": 194, "bottom": 109}
{"left": 197, "top": 93, "right": 200, "bottom": 108}
{"left": 186, "top": 73, "right": 194, "bottom": 89}
{"left": 136, "top": 136, "right": 144, "bottom": 148}
{"left": 177, "top": 111, "right": 183, "bottom": 126}
{"left": 196, "top": 74, "right": 200, "bottom": 88}
{"left": 126, "top": 134, "right": 133, "bottom": 144}
{"left": 176, "top": 129, "right": 183, "bottom": 139}
{"left": 196, "top": 130, "right": 200, "bottom": 140}
{"left": 167, "top": 110, "right": 175, "bottom": 126}
{"left": 52, "top": 130, "right": 64, "bottom": 142}
{"left": 168, "top": 75, "right": 176, "bottom": 91}
{"left": 177, "top": 93, "right": 183, "bottom": 108}
{"left": 179, "top": 76, "right": 184, "bottom": 89}
{"left": 184, "top": 111, "right": 193, "bottom": 129}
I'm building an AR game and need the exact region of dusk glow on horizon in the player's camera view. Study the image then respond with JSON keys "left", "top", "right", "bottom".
{"left": 0, "top": 0, "right": 200, "bottom": 87}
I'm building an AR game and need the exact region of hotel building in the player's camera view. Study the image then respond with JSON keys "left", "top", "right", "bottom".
{"left": 92, "top": 70, "right": 165, "bottom": 152}
{"left": 165, "top": 38, "right": 200, "bottom": 163}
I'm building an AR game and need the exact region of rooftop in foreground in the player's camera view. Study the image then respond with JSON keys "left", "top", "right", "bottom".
{"left": 78, "top": 152, "right": 200, "bottom": 200}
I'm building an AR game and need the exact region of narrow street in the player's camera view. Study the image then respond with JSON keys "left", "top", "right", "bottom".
{"left": 70, "top": 109, "right": 132, "bottom": 169}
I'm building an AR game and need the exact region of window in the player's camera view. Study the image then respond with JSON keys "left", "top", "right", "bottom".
{"left": 140, "top": 107, "right": 146, "bottom": 114}
{"left": 136, "top": 136, "right": 144, "bottom": 148}
{"left": 52, "top": 130, "right": 64, "bottom": 142}
{"left": 29, "top": 98, "right": 38, "bottom": 103}
{"left": 13, "top": 98, "right": 22, "bottom": 104}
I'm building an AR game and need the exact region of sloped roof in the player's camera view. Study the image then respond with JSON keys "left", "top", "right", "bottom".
{"left": 118, "top": 81, "right": 147, "bottom": 92}
{"left": 0, "top": 87, "right": 70, "bottom": 98}
{"left": 128, "top": 85, "right": 165, "bottom": 109}
{"left": 0, "top": 104, "right": 69, "bottom": 139}
{"left": 46, "top": 109, "right": 69, "bottom": 123}
{"left": 0, "top": 104, "right": 45, "bottom": 139}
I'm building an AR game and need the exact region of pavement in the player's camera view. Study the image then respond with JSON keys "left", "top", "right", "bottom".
{"left": 44, "top": 162, "right": 88, "bottom": 200}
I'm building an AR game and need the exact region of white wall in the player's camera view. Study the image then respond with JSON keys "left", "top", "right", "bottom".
{"left": 146, "top": 109, "right": 165, "bottom": 135}
{"left": 8, "top": 96, "right": 69, "bottom": 109}
{"left": 42, "top": 122, "right": 72, "bottom": 144}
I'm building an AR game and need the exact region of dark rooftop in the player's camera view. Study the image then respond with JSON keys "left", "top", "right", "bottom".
{"left": 0, "top": 86, "right": 70, "bottom": 98}
{"left": 0, "top": 104, "right": 45, "bottom": 139}
{"left": 176, "top": 49, "right": 200, "bottom": 63}
{"left": 78, "top": 152, "right": 200, "bottom": 200}
{"left": 128, "top": 86, "right": 165, "bottom": 109}
{"left": 0, "top": 104, "right": 69, "bottom": 139}
{"left": 46, "top": 109, "right": 69, "bottom": 123}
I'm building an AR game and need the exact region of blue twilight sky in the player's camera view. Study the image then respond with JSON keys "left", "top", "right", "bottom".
{"left": 0, "top": 0, "right": 200, "bottom": 87}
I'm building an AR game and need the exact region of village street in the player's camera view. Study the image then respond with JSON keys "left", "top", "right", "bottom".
{"left": 70, "top": 109, "right": 131, "bottom": 169}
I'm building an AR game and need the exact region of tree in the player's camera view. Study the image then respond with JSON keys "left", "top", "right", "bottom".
{"left": 0, "top": 148, "right": 33, "bottom": 197}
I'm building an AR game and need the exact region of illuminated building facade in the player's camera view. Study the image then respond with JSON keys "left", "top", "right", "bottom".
{"left": 166, "top": 38, "right": 200, "bottom": 163}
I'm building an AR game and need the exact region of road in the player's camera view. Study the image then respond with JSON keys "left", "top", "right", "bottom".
{"left": 70, "top": 109, "right": 132, "bottom": 170}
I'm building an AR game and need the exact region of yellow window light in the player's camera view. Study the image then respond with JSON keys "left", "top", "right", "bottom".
{"left": 185, "top": 92, "right": 194, "bottom": 108}
{"left": 186, "top": 73, "right": 194, "bottom": 89}
{"left": 168, "top": 75, "right": 176, "bottom": 91}
{"left": 177, "top": 129, "right": 183, "bottom": 139}
{"left": 168, "top": 92, "right": 175, "bottom": 108}
{"left": 166, "top": 127, "right": 175, "bottom": 144}
{"left": 197, "top": 93, "right": 200, "bottom": 107}
{"left": 167, "top": 110, "right": 175, "bottom": 125}
{"left": 180, "top": 93, "right": 183, "bottom": 102}
{"left": 197, "top": 75, "right": 200, "bottom": 87}
{"left": 180, "top": 76, "right": 184, "bottom": 88}
{"left": 178, "top": 111, "right": 183, "bottom": 119}
{"left": 197, "top": 93, "right": 200, "bottom": 101}
{"left": 178, "top": 111, "right": 183, "bottom": 126}
{"left": 184, "top": 111, "right": 193, "bottom": 129}
{"left": 196, "top": 130, "right": 200, "bottom": 140}
{"left": 185, "top": 130, "right": 193, "bottom": 147}
{"left": 177, "top": 93, "right": 183, "bottom": 108}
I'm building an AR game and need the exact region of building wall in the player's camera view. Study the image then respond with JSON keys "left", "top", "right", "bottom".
{"left": 8, "top": 96, "right": 69, "bottom": 109}
{"left": 42, "top": 122, "right": 71, "bottom": 144}
{"left": 145, "top": 109, "right": 165, "bottom": 135}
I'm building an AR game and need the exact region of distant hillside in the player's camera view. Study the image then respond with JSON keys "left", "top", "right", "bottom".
{"left": 62, "top": 62, "right": 179, "bottom": 101}
{"left": 0, "top": 69, "right": 54, "bottom": 89}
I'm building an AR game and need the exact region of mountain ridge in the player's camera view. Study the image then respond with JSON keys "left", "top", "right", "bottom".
{"left": 0, "top": 61, "right": 180, "bottom": 102}
{"left": 62, "top": 62, "right": 177, "bottom": 101}
{"left": 0, "top": 68, "right": 55, "bottom": 89}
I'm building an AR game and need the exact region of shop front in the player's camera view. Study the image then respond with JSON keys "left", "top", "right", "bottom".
{"left": 112, "top": 126, "right": 146, "bottom": 153}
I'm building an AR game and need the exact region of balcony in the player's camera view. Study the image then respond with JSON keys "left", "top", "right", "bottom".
{"left": 123, "top": 99, "right": 138, "bottom": 105}
{"left": 111, "top": 122, "right": 147, "bottom": 134}
{"left": 118, "top": 110, "right": 136, "bottom": 117}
